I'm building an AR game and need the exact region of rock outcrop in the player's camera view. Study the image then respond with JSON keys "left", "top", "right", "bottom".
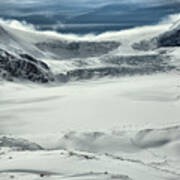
{"left": 133, "top": 20, "right": 180, "bottom": 50}
{"left": 56, "top": 55, "right": 175, "bottom": 82}
{"left": 0, "top": 48, "right": 53, "bottom": 83}
{"left": 158, "top": 22, "right": 180, "bottom": 47}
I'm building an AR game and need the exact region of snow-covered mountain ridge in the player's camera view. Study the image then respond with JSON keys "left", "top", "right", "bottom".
{"left": 0, "top": 19, "right": 180, "bottom": 83}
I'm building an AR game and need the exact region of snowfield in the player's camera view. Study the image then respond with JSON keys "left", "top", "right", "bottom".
{"left": 0, "top": 14, "right": 180, "bottom": 180}
{"left": 1, "top": 73, "right": 180, "bottom": 180}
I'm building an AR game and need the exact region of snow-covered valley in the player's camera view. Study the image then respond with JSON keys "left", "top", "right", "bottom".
{"left": 1, "top": 14, "right": 180, "bottom": 180}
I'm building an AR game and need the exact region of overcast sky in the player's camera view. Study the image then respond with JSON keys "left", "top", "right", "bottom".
{"left": 1, "top": 0, "right": 180, "bottom": 6}
{"left": 0, "top": 0, "right": 179, "bottom": 17}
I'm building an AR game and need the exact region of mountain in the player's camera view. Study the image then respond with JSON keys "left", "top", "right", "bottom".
{"left": 0, "top": 23, "right": 121, "bottom": 82}
{"left": 158, "top": 21, "right": 180, "bottom": 47}
{"left": 0, "top": 49, "right": 53, "bottom": 83}
{"left": 133, "top": 20, "right": 180, "bottom": 50}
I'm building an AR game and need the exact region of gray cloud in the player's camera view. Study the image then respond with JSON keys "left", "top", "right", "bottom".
{"left": 1, "top": 0, "right": 180, "bottom": 8}
{"left": 1, "top": 0, "right": 179, "bottom": 6}
{"left": 0, "top": 0, "right": 179, "bottom": 22}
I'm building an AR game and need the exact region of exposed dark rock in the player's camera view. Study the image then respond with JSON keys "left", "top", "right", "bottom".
{"left": 158, "top": 28, "right": 180, "bottom": 47}
{"left": 56, "top": 54, "right": 176, "bottom": 82}
{"left": 0, "top": 49, "right": 54, "bottom": 83}
{"left": 132, "top": 39, "right": 158, "bottom": 51}
{"left": 68, "top": 151, "right": 97, "bottom": 160}
{"left": 40, "top": 174, "right": 45, "bottom": 178}
{"left": 36, "top": 40, "right": 121, "bottom": 59}
{"left": 133, "top": 22, "right": 180, "bottom": 50}
{"left": 19, "top": 54, "right": 50, "bottom": 70}
{"left": 10, "top": 175, "right": 15, "bottom": 179}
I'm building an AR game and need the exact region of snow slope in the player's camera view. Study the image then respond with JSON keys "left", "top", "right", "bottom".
{"left": 1, "top": 73, "right": 180, "bottom": 180}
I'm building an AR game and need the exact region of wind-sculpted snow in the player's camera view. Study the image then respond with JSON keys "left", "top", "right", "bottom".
{"left": 47, "top": 126, "right": 180, "bottom": 156}
{"left": 2, "top": 125, "right": 180, "bottom": 155}
{"left": 1, "top": 126, "right": 180, "bottom": 179}
{"left": 1, "top": 73, "right": 180, "bottom": 180}
{"left": 134, "top": 126, "right": 180, "bottom": 149}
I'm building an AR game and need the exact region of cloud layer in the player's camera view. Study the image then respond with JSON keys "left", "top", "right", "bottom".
{"left": 0, "top": 0, "right": 179, "bottom": 34}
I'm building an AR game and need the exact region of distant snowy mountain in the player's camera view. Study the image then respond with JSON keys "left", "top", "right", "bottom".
{"left": 0, "top": 18, "right": 180, "bottom": 83}
{"left": 133, "top": 19, "right": 180, "bottom": 50}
